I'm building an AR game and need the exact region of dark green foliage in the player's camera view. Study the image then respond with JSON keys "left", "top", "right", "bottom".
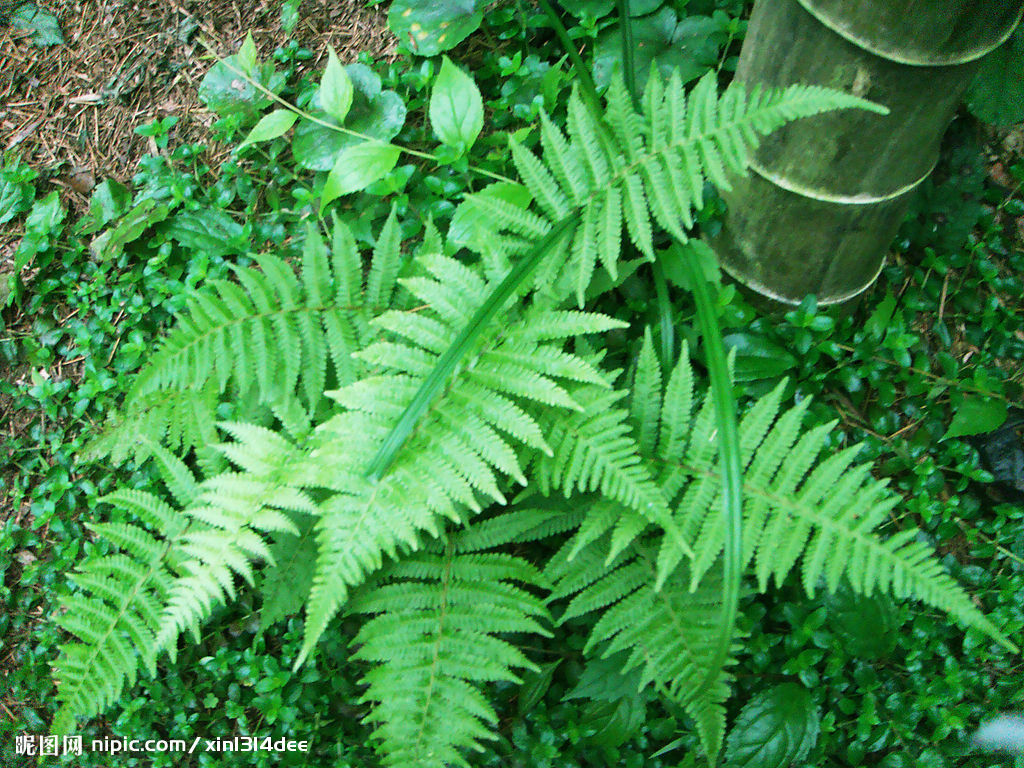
{"left": 966, "top": 27, "right": 1024, "bottom": 126}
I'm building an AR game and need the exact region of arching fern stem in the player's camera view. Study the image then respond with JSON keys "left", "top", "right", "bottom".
{"left": 614, "top": 0, "right": 740, "bottom": 701}
{"left": 668, "top": 242, "right": 742, "bottom": 702}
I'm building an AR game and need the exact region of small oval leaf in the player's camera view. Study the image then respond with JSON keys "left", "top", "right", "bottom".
{"left": 321, "top": 46, "right": 354, "bottom": 123}
{"left": 238, "top": 31, "right": 258, "bottom": 76}
{"left": 430, "top": 56, "right": 484, "bottom": 154}
{"left": 238, "top": 109, "right": 298, "bottom": 148}
{"left": 320, "top": 142, "right": 401, "bottom": 213}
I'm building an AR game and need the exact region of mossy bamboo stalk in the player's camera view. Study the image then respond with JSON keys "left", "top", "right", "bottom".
{"left": 710, "top": 0, "right": 1024, "bottom": 306}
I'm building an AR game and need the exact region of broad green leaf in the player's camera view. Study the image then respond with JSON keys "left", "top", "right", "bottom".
{"left": 12, "top": 191, "right": 65, "bottom": 272}
{"left": 238, "top": 109, "right": 298, "bottom": 148}
{"left": 825, "top": 584, "right": 899, "bottom": 660}
{"left": 449, "top": 182, "right": 532, "bottom": 248}
{"left": 582, "top": 697, "right": 648, "bottom": 748}
{"left": 564, "top": 652, "right": 645, "bottom": 703}
{"left": 429, "top": 56, "right": 484, "bottom": 154}
{"left": 11, "top": 4, "right": 64, "bottom": 47}
{"left": 198, "top": 58, "right": 286, "bottom": 124}
{"left": 75, "top": 179, "right": 131, "bottom": 235}
{"left": 0, "top": 174, "right": 35, "bottom": 225}
{"left": 89, "top": 198, "right": 170, "bottom": 260}
{"left": 388, "top": 0, "right": 483, "bottom": 56}
{"left": 594, "top": 10, "right": 724, "bottom": 91}
{"left": 864, "top": 291, "right": 897, "bottom": 338}
{"left": 724, "top": 684, "right": 821, "bottom": 768}
{"left": 722, "top": 332, "right": 797, "bottom": 382}
{"left": 237, "top": 32, "right": 258, "bottom": 75}
{"left": 320, "top": 143, "right": 401, "bottom": 213}
{"left": 660, "top": 240, "right": 721, "bottom": 290}
{"left": 321, "top": 46, "right": 354, "bottom": 123}
{"left": 944, "top": 395, "right": 1009, "bottom": 440}
{"left": 292, "top": 64, "right": 406, "bottom": 171}
{"left": 966, "top": 29, "right": 1024, "bottom": 126}
{"left": 164, "top": 210, "right": 247, "bottom": 257}
{"left": 566, "top": 655, "right": 651, "bottom": 748}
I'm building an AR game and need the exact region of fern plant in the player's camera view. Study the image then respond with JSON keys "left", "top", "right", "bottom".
{"left": 52, "top": 41, "right": 1016, "bottom": 768}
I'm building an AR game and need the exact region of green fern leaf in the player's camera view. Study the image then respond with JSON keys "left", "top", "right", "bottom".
{"left": 51, "top": 450, "right": 197, "bottom": 732}
{"left": 648, "top": 352, "right": 1014, "bottom": 651}
{"left": 350, "top": 521, "right": 551, "bottom": 767}
{"left": 548, "top": 529, "right": 734, "bottom": 761}
{"left": 465, "top": 69, "right": 886, "bottom": 296}
{"left": 83, "top": 216, "right": 390, "bottom": 464}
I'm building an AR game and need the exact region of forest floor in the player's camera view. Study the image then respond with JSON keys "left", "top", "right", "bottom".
{"left": 1, "top": 0, "right": 395, "bottom": 269}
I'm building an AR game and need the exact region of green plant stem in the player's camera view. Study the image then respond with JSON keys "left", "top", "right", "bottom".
{"left": 672, "top": 240, "right": 742, "bottom": 699}
{"left": 364, "top": 216, "right": 577, "bottom": 481}
{"left": 615, "top": 0, "right": 673, "bottom": 373}
{"left": 613, "top": 0, "right": 741, "bottom": 695}
{"left": 535, "top": 0, "right": 602, "bottom": 115}
{"left": 197, "top": 38, "right": 515, "bottom": 185}
{"left": 615, "top": 0, "right": 639, "bottom": 106}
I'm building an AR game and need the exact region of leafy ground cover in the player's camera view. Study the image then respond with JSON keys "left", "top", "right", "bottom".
{"left": 2, "top": 1, "right": 1023, "bottom": 766}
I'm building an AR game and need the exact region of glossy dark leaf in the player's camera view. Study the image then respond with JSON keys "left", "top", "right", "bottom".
{"left": 724, "top": 684, "right": 821, "bottom": 768}
{"left": 388, "top": 0, "right": 483, "bottom": 56}
{"left": 593, "top": 9, "right": 722, "bottom": 91}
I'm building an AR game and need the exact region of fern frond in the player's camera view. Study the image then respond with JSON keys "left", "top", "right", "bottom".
{"left": 154, "top": 425, "right": 315, "bottom": 648}
{"left": 648, "top": 350, "right": 1013, "bottom": 650}
{"left": 283, "top": 248, "right": 626, "bottom": 667}
{"left": 470, "top": 70, "right": 883, "bottom": 305}
{"left": 51, "top": 446, "right": 198, "bottom": 734}
{"left": 83, "top": 213, "right": 392, "bottom": 465}
{"left": 349, "top": 518, "right": 551, "bottom": 767}
{"left": 531, "top": 370, "right": 691, "bottom": 563}
{"left": 630, "top": 329, "right": 663, "bottom": 457}
{"left": 547, "top": 527, "right": 734, "bottom": 761}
